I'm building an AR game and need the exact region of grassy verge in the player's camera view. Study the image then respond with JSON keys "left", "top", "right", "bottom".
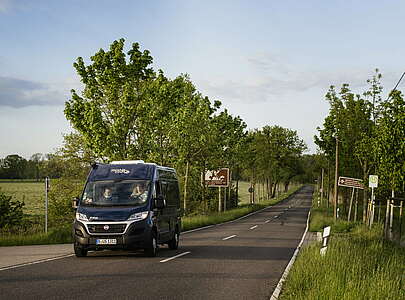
{"left": 0, "top": 225, "right": 72, "bottom": 246}
{"left": 182, "top": 185, "right": 303, "bottom": 231}
{"left": 280, "top": 224, "right": 405, "bottom": 299}
{"left": 0, "top": 185, "right": 303, "bottom": 246}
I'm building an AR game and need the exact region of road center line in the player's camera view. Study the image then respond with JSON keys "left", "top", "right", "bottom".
{"left": 265, "top": 220, "right": 270, "bottom": 223}
{"left": 250, "top": 225, "right": 258, "bottom": 230}
{"left": 159, "top": 251, "right": 191, "bottom": 263}
{"left": 222, "top": 235, "right": 237, "bottom": 240}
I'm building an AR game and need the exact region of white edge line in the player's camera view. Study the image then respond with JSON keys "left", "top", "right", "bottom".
{"left": 0, "top": 254, "right": 74, "bottom": 272}
{"left": 270, "top": 210, "right": 311, "bottom": 300}
{"left": 250, "top": 225, "right": 258, "bottom": 230}
{"left": 222, "top": 235, "right": 237, "bottom": 241}
{"left": 159, "top": 251, "right": 191, "bottom": 263}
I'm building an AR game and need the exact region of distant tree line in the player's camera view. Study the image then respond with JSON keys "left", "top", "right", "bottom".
{"left": 0, "top": 153, "right": 64, "bottom": 180}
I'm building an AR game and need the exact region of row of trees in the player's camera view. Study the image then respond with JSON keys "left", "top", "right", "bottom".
{"left": 315, "top": 69, "right": 405, "bottom": 222}
{"left": 0, "top": 154, "right": 64, "bottom": 180}
{"left": 58, "top": 38, "right": 309, "bottom": 215}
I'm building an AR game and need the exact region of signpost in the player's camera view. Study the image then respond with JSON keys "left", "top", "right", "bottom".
{"left": 338, "top": 176, "right": 364, "bottom": 221}
{"left": 204, "top": 168, "right": 230, "bottom": 212}
{"left": 45, "top": 177, "right": 50, "bottom": 233}
{"left": 368, "top": 175, "right": 378, "bottom": 228}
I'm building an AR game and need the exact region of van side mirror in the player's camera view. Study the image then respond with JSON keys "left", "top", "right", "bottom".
{"left": 154, "top": 195, "right": 166, "bottom": 209}
{"left": 72, "top": 197, "right": 79, "bottom": 209}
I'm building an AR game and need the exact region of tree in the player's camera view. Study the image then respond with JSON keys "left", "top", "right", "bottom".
{"left": 0, "top": 190, "right": 24, "bottom": 228}
{"left": 65, "top": 39, "right": 155, "bottom": 161}
{"left": 375, "top": 90, "right": 405, "bottom": 193}
{"left": 0, "top": 154, "right": 27, "bottom": 179}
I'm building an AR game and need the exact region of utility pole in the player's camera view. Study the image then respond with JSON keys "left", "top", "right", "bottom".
{"left": 320, "top": 168, "right": 324, "bottom": 206}
{"left": 334, "top": 137, "right": 339, "bottom": 220}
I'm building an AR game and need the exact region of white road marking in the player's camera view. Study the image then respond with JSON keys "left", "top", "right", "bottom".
{"left": 160, "top": 251, "right": 191, "bottom": 263}
{"left": 222, "top": 235, "right": 237, "bottom": 241}
{"left": 250, "top": 225, "right": 258, "bottom": 230}
{"left": 265, "top": 220, "right": 270, "bottom": 223}
{"left": 0, "top": 254, "right": 74, "bottom": 272}
{"left": 274, "top": 215, "right": 279, "bottom": 219}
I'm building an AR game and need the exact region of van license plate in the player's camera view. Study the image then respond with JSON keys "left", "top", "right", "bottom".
{"left": 96, "top": 239, "right": 117, "bottom": 245}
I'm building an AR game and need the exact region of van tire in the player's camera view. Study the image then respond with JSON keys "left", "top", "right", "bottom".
{"left": 145, "top": 231, "right": 158, "bottom": 257}
{"left": 74, "top": 243, "right": 88, "bottom": 257}
{"left": 168, "top": 230, "right": 179, "bottom": 250}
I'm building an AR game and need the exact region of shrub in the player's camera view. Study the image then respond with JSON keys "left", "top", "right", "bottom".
{"left": 48, "top": 178, "right": 84, "bottom": 227}
{"left": 0, "top": 190, "right": 25, "bottom": 228}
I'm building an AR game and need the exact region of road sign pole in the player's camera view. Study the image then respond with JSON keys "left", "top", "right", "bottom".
{"left": 321, "top": 168, "right": 324, "bottom": 206}
{"left": 348, "top": 187, "right": 354, "bottom": 221}
{"left": 45, "top": 177, "right": 49, "bottom": 234}
{"left": 218, "top": 187, "right": 221, "bottom": 212}
{"left": 334, "top": 137, "right": 339, "bottom": 220}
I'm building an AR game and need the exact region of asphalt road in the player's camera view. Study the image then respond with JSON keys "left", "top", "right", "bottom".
{"left": 0, "top": 186, "right": 313, "bottom": 300}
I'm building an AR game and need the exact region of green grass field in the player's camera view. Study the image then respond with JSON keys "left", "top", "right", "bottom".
{"left": 0, "top": 181, "right": 45, "bottom": 215}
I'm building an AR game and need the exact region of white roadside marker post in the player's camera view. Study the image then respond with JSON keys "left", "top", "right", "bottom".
{"left": 320, "top": 226, "right": 330, "bottom": 256}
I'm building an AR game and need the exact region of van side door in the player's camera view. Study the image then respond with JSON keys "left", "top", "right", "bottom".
{"left": 155, "top": 180, "right": 171, "bottom": 242}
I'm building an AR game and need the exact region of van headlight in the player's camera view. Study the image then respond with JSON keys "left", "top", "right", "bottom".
{"left": 128, "top": 211, "right": 149, "bottom": 221}
{"left": 76, "top": 213, "right": 89, "bottom": 222}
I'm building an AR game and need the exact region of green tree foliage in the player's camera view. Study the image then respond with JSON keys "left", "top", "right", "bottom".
{"left": 375, "top": 90, "right": 405, "bottom": 192}
{"left": 245, "top": 126, "right": 307, "bottom": 199}
{"left": 0, "top": 190, "right": 24, "bottom": 228}
{"left": 65, "top": 39, "right": 155, "bottom": 161}
{"left": 62, "top": 38, "right": 309, "bottom": 215}
{"left": 315, "top": 70, "right": 405, "bottom": 222}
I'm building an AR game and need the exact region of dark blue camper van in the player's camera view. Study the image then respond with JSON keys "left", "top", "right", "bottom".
{"left": 72, "top": 161, "right": 181, "bottom": 257}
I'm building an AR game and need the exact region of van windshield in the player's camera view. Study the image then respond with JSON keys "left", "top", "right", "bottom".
{"left": 81, "top": 180, "right": 151, "bottom": 207}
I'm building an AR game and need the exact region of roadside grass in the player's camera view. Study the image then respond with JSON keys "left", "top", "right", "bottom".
{"left": 0, "top": 184, "right": 303, "bottom": 246}
{"left": 309, "top": 206, "right": 357, "bottom": 233}
{"left": 0, "top": 181, "right": 44, "bottom": 215}
{"left": 280, "top": 224, "right": 405, "bottom": 300}
{"left": 182, "top": 185, "right": 303, "bottom": 231}
{"left": 0, "top": 225, "right": 72, "bottom": 246}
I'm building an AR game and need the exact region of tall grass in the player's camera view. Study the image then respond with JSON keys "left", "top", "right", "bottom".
{"left": 0, "top": 225, "right": 72, "bottom": 246}
{"left": 280, "top": 224, "right": 405, "bottom": 299}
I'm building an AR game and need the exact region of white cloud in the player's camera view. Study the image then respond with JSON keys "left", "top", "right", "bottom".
{"left": 0, "top": 76, "right": 67, "bottom": 107}
{"left": 199, "top": 53, "right": 396, "bottom": 104}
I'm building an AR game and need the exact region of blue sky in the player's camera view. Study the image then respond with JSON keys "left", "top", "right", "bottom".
{"left": 1, "top": 0, "right": 404, "bottom": 158}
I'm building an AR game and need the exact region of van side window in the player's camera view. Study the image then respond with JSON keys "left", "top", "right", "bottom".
{"left": 166, "top": 181, "right": 180, "bottom": 208}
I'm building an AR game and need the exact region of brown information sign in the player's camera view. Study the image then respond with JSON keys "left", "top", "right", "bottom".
{"left": 204, "top": 168, "right": 230, "bottom": 187}
{"left": 338, "top": 176, "right": 364, "bottom": 189}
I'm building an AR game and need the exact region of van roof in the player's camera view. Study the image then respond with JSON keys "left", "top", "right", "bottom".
{"left": 109, "top": 160, "right": 176, "bottom": 173}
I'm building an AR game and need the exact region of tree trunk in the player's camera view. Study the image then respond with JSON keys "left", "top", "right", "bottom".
{"left": 271, "top": 181, "right": 278, "bottom": 198}
{"left": 284, "top": 181, "right": 290, "bottom": 193}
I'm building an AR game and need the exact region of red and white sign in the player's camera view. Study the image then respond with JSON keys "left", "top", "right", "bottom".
{"left": 204, "top": 168, "right": 230, "bottom": 187}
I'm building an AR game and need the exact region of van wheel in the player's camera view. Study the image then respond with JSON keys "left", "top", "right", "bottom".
{"left": 168, "top": 230, "right": 179, "bottom": 250}
{"left": 145, "top": 232, "right": 158, "bottom": 257}
{"left": 74, "top": 243, "right": 88, "bottom": 257}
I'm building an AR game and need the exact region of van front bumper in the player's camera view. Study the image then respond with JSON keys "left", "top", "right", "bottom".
{"left": 73, "top": 219, "right": 153, "bottom": 250}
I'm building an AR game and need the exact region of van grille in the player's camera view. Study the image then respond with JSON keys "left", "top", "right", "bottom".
{"left": 87, "top": 224, "right": 127, "bottom": 234}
